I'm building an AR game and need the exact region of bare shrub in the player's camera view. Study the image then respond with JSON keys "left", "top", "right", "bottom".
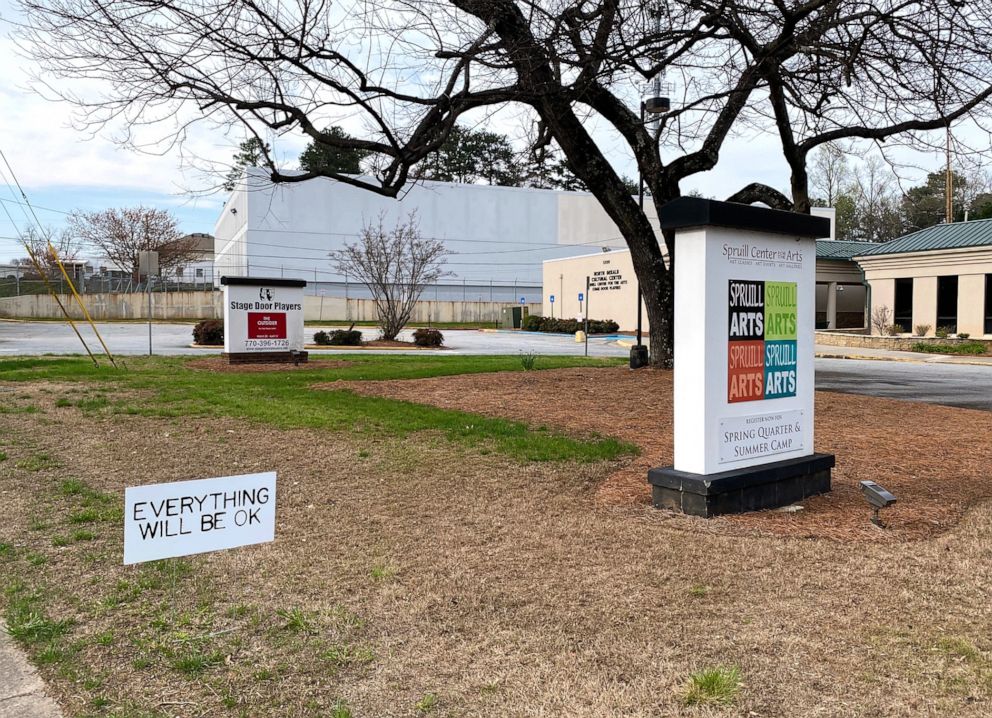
{"left": 871, "top": 305, "right": 893, "bottom": 335}
{"left": 330, "top": 214, "right": 449, "bottom": 341}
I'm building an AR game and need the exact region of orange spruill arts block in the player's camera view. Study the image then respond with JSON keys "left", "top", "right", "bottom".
{"left": 727, "top": 339, "right": 765, "bottom": 402}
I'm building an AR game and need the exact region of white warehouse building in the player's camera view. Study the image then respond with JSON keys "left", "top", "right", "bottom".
{"left": 214, "top": 168, "right": 636, "bottom": 301}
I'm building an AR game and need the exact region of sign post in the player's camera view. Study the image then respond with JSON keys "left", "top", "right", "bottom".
{"left": 221, "top": 277, "right": 307, "bottom": 363}
{"left": 138, "top": 251, "right": 159, "bottom": 357}
{"left": 648, "top": 198, "right": 834, "bottom": 516}
{"left": 584, "top": 276, "right": 590, "bottom": 357}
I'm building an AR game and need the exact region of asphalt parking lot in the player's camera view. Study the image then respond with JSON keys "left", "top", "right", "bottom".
{"left": 0, "top": 321, "right": 629, "bottom": 358}
{"left": 2, "top": 321, "right": 990, "bottom": 411}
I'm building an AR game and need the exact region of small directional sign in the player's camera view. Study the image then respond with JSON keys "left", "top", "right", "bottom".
{"left": 578, "top": 292, "right": 584, "bottom": 302}
{"left": 549, "top": 295, "right": 555, "bottom": 303}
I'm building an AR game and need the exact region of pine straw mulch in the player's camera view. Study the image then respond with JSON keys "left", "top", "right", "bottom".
{"left": 321, "top": 366, "right": 992, "bottom": 543}
{"left": 186, "top": 357, "right": 353, "bottom": 373}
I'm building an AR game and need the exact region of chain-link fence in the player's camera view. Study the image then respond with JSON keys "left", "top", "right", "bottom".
{"left": 0, "top": 272, "right": 218, "bottom": 298}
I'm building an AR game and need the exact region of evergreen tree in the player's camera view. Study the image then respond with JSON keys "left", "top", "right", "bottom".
{"left": 299, "top": 126, "right": 371, "bottom": 175}
{"left": 224, "top": 137, "right": 270, "bottom": 191}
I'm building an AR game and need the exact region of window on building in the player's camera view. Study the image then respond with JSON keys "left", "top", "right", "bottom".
{"left": 894, "top": 278, "right": 913, "bottom": 333}
{"left": 937, "top": 275, "right": 959, "bottom": 331}
{"left": 985, "top": 274, "right": 992, "bottom": 335}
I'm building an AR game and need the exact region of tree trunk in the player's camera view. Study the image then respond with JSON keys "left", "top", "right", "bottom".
{"left": 626, "top": 228, "right": 674, "bottom": 369}
{"left": 644, "top": 269, "right": 674, "bottom": 369}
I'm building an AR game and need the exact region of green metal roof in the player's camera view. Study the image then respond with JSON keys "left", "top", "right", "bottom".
{"left": 815, "top": 240, "right": 879, "bottom": 260}
{"left": 855, "top": 219, "right": 992, "bottom": 257}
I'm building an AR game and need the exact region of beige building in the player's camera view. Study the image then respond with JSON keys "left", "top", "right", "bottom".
{"left": 542, "top": 238, "right": 868, "bottom": 333}
{"left": 855, "top": 221, "right": 992, "bottom": 337}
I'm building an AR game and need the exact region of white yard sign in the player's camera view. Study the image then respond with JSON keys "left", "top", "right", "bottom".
{"left": 222, "top": 277, "right": 306, "bottom": 355}
{"left": 124, "top": 471, "right": 276, "bottom": 565}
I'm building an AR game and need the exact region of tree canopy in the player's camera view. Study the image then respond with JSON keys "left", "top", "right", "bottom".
{"left": 224, "top": 138, "right": 270, "bottom": 191}
{"left": 809, "top": 144, "right": 992, "bottom": 242}
{"left": 68, "top": 207, "right": 197, "bottom": 279}
{"left": 299, "top": 126, "right": 371, "bottom": 175}
{"left": 21, "top": 0, "right": 992, "bottom": 365}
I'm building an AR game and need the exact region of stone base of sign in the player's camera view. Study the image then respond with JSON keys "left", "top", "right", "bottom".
{"left": 223, "top": 351, "right": 309, "bottom": 364}
{"left": 648, "top": 453, "right": 835, "bottom": 517}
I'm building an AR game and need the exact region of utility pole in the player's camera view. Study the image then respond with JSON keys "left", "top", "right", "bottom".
{"left": 946, "top": 126, "right": 954, "bottom": 224}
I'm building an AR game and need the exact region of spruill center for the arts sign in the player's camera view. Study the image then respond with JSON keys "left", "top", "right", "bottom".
{"left": 649, "top": 197, "right": 832, "bottom": 516}
{"left": 727, "top": 279, "right": 798, "bottom": 403}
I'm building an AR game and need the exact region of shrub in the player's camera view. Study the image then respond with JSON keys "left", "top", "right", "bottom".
{"left": 192, "top": 319, "right": 223, "bottom": 345}
{"left": 412, "top": 327, "right": 444, "bottom": 347}
{"left": 935, "top": 325, "right": 954, "bottom": 338}
{"left": 519, "top": 351, "right": 537, "bottom": 371}
{"left": 520, "top": 314, "right": 543, "bottom": 332}
{"left": 911, "top": 341, "right": 986, "bottom": 355}
{"left": 520, "top": 316, "right": 619, "bottom": 334}
{"left": 915, "top": 324, "right": 931, "bottom": 336}
{"left": 314, "top": 329, "right": 362, "bottom": 346}
{"left": 958, "top": 332, "right": 971, "bottom": 340}
{"left": 885, "top": 324, "right": 904, "bottom": 336}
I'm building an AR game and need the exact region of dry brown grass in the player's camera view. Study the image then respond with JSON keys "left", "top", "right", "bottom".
{"left": 1, "top": 378, "right": 991, "bottom": 717}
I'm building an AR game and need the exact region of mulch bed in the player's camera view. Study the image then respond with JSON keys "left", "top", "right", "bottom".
{"left": 324, "top": 366, "right": 992, "bottom": 542}
{"left": 186, "top": 357, "right": 353, "bottom": 373}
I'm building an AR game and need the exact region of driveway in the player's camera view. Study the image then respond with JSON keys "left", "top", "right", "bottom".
{"left": 0, "top": 321, "right": 630, "bottom": 358}
{"left": 814, "top": 358, "right": 992, "bottom": 411}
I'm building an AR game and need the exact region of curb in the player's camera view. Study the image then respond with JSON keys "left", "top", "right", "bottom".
{"left": 814, "top": 352, "right": 930, "bottom": 365}
{"left": 814, "top": 352, "right": 992, "bottom": 367}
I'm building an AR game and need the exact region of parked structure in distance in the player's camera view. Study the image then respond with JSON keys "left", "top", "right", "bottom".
{"left": 856, "top": 220, "right": 992, "bottom": 337}
{"left": 213, "top": 168, "right": 634, "bottom": 302}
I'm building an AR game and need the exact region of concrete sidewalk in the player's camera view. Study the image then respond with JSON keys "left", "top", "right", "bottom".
{"left": 814, "top": 343, "right": 992, "bottom": 366}
{"left": 0, "top": 626, "right": 62, "bottom": 718}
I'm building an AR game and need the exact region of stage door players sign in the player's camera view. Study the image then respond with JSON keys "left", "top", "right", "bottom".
{"left": 124, "top": 472, "right": 276, "bottom": 565}
{"left": 727, "top": 279, "right": 798, "bottom": 403}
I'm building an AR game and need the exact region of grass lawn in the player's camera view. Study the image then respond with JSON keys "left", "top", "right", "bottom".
{"left": 1, "top": 355, "right": 991, "bottom": 717}
{"left": 0, "top": 355, "right": 633, "bottom": 463}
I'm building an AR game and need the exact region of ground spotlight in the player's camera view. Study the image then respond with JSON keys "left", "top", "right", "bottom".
{"left": 859, "top": 480, "right": 896, "bottom": 528}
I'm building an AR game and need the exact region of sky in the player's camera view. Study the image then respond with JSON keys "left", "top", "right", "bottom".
{"left": 0, "top": 0, "right": 954, "bottom": 266}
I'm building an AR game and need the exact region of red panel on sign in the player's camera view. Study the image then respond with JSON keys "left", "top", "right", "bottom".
{"left": 248, "top": 312, "right": 287, "bottom": 339}
{"left": 727, "top": 340, "right": 765, "bottom": 403}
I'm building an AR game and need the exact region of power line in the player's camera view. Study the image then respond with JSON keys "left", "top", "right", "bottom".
{"left": 0, "top": 148, "right": 118, "bottom": 367}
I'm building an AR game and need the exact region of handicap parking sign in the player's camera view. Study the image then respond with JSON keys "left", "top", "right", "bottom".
{"left": 578, "top": 292, "right": 584, "bottom": 302}
{"left": 550, "top": 295, "right": 555, "bottom": 303}
{"left": 519, "top": 297, "right": 525, "bottom": 304}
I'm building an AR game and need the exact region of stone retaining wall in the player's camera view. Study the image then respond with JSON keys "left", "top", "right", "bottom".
{"left": 815, "top": 331, "right": 992, "bottom": 351}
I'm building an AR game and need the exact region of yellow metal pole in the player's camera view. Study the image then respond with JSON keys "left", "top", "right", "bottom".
{"left": 22, "top": 244, "right": 99, "bottom": 366}
{"left": 46, "top": 244, "right": 119, "bottom": 369}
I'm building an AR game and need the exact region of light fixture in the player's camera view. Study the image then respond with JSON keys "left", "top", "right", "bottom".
{"left": 859, "top": 480, "right": 896, "bottom": 528}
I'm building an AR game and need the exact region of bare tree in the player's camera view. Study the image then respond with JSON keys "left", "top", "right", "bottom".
{"left": 870, "top": 304, "right": 893, "bottom": 336}
{"left": 809, "top": 144, "right": 850, "bottom": 208}
{"left": 14, "top": 226, "right": 81, "bottom": 278}
{"left": 68, "top": 207, "right": 196, "bottom": 280}
{"left": 849, "top": 158, "right": 905, "bottom": 243}
{"left": 331, "top": 214, "right": 450, "bottom": 341}
{"left": 20, "top": 0, "right": 992, "bottom": 366}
